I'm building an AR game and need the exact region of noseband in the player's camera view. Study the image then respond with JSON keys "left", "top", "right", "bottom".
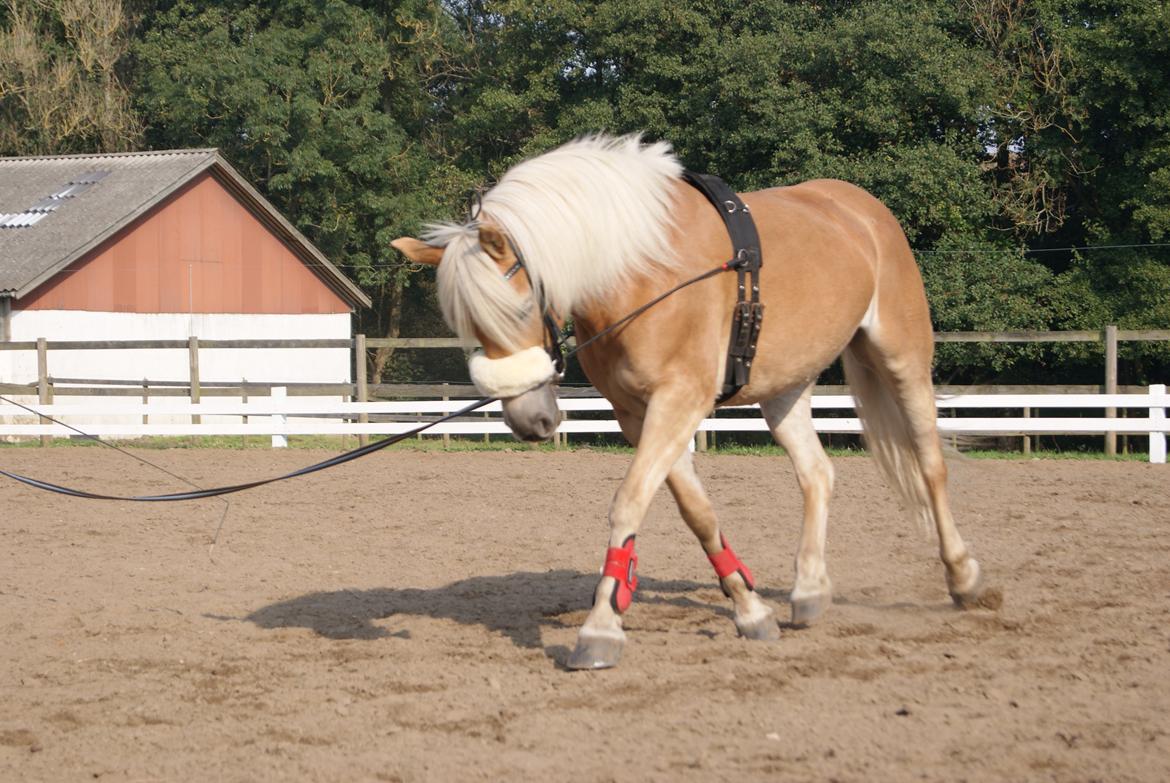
{"left": 464, "top": 235, "right": 567, "bottom": 400}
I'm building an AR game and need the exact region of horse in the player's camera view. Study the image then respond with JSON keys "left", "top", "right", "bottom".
{"left": 392, "top": 134, "right": 1000, "bottom": 670}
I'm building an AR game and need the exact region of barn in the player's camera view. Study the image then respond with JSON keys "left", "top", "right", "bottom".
{"left": 0, "top": 149, "right": 370, "bottom": 394}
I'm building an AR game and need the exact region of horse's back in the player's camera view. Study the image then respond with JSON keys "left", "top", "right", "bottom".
{"left": 772, "top": 179, "right": 934, "bottom": 352}
{"left": 710, "top": 178, "right": 930, "bottom": 401}
{"left": 587, "top": 174, "right": 931, "bottom": 407}
{"left": 726, "top": 180, "right": 883, "bottom": 389}
{"left": 751, "top": 178, "right": 911, "bottom": 259}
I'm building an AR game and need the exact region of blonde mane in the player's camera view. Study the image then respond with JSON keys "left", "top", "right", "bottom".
{"left": 426, "top": 135, "right": 683, "bottom": 349}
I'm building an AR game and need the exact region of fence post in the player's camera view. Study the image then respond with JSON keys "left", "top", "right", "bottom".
{"left": 1104, "top": 325, "right": 1117, "bottom": 456}
{"left": 271, "top": 386, "right": 288, "bottom": 448}
{"left": 36, "top": 337, "right": 50, "bottom": 446}
{"left": 188, "top": 336, "right": 201, "bottom": 426}
{"left": 1022, "top": 407, "right": 1031, "bottom": 455}
{"left": 142, "top": 378, "right": 149, "bottom": 426}
{"left": 441, "top": 382, "right": 451, "bottom": 449}
{"left": 1151, "top": 384, "right": 1166, "bottom": 464}
{"left": 355, "top": 334, "right": 368, "bottom": 448}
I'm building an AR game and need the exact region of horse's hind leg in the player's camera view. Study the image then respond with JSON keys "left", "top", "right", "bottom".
{"left": 844, "top": 333, "right": 1001, "bottom": 609}
{"left": 665, "top": 450, "right": 779, "bottom": 640}
{"left": 760, "top": 384, "right": 835, "bottom": 626}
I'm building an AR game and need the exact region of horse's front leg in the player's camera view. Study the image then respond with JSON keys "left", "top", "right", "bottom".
{"left": 605, "top": 410, "right": 778, "bottom": 642}
{"left": 566, "top": 389, "right": 707, "bottom": 670}
{"left": 665, "top": 449, "right": 780, "bottom": 640}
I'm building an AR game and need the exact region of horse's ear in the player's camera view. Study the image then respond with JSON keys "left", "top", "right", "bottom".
{"left": 391, "top": 237, "right": 444, "bottom": 266}
{"left": 477, "top": 223, "right": 510, "bottom": 262}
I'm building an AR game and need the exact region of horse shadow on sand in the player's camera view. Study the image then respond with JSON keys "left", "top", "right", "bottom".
{"left": 239, "top": 570, "right": 797, "bottom": 661}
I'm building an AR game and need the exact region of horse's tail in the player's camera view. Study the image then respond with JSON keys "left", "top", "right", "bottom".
{"left": 841, "top": 345, "right": 933, "bottom": 532}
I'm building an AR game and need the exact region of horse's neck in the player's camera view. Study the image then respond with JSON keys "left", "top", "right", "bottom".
{"left": 569, "top": 266, "right": 675, "bottom": 347}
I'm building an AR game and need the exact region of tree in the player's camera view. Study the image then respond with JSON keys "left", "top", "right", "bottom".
{"left": 961, "top": 0, "right": 1170, "bottom": 379}
{"left": 132, "top": 0, "right": 468, "bottom": 380}
{"left": 118, "top": 0, "right": 1169, "bottom": 384}
{"left": 0, "top": 0, "right": 142, "bottom": 155}
{"left": 444, "top": 2, "right": 1056, "bottom": 376}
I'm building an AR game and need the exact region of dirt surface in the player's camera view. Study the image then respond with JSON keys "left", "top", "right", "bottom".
{"left": 1, "top": 447, "right": 1168, "bottom": 782}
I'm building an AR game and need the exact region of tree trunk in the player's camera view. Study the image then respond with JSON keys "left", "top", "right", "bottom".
{"left": 369, "top": 277, "right": 405, "bottom": 384}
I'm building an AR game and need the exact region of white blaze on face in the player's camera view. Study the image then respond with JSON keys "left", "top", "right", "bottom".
{"left": 468, "top": 346, "right": 557, "bottom": 399}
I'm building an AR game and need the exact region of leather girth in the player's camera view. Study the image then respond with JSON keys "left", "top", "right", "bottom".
{"left": 681, "top": 171, "right": 765, "bottom": 405}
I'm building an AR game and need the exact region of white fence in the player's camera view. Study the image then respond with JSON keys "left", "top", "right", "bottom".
{"left": 1, "top": 385, "right": 1166, "bottom": 463}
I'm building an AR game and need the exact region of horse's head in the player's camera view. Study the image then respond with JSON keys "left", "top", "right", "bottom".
{"left": 392, "top": 223, "right": 563, "bottom": 443}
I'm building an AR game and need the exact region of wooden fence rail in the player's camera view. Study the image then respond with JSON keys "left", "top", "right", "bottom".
{"left": 3, "top": 327, "right": 1170, "bottom": 456}
{"left": 0, "top": 387, "right": 1166, "bottom": 463}
{"left": 1, "top": 328, "right": 1167, "bottom": 353}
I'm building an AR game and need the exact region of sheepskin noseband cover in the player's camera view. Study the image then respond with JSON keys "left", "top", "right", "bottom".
{"left": 468, "top": 346, "right": 557, "bottom": 398}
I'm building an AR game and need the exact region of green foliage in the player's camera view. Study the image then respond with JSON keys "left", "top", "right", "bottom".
{"left": 919, "top": 245, "right": 1055, "bottom": 378}
{"left": 966, "top": 0, "right": 1170, "bottom": 374}
{"left": 442, "top": 0, "right": 1170, "bottom": 383}
{"left": 131, "top": 0, "right": 463, "bottom": 342}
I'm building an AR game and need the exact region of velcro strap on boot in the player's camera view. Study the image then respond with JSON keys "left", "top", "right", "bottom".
{"left": 602, "top": 536, "right": 638, "bottom": 614}
{"left": 707, "top": 534, "right": 755, "bottom": 594}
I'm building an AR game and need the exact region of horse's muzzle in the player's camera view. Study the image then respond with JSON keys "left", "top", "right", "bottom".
{"left": 501, "top": 383, "right": 562, "bottom": 442}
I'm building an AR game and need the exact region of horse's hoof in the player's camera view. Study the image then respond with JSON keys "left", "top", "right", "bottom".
{"left": 790, "top": 593, "right": 832, "bottom": 627}
{"left": 951, "top": 583, "right": 1003, "bottom": 611}
{"left": 566, "top": 632, "right": 624, "bottom": 670}
{"left": 948, "top": 561, "right": 1003, "bottom": 611}
{"left": 735, "top": 613, "right": 781, "bottom": 641}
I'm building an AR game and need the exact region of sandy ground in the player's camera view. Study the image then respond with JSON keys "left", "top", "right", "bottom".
{"left": 1, "top": 446, "right": 1168, "bottom": 782}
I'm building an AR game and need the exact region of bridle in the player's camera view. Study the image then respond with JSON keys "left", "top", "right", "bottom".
{"left": 469, "top": 187, "right": 568, "bottom": 378}
{"left": 499, "top": 240, "right": 567, "bottom": 378}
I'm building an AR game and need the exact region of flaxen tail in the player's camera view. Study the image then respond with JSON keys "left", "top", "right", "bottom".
{"left": 841, "top": 344, "right": 933, "bottom": 532}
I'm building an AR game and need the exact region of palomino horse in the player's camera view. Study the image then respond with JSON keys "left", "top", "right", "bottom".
{"left": 393, "top": 135, "right": 999, "bottom": 670}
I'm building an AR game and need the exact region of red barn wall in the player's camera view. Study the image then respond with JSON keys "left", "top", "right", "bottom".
{"left": 16, "top": 173, "right": 351, "bottom": 315}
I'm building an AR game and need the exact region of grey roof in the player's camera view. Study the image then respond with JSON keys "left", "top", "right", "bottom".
{"left": 0, "top": 149, "right": 370, "bottom": 308}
